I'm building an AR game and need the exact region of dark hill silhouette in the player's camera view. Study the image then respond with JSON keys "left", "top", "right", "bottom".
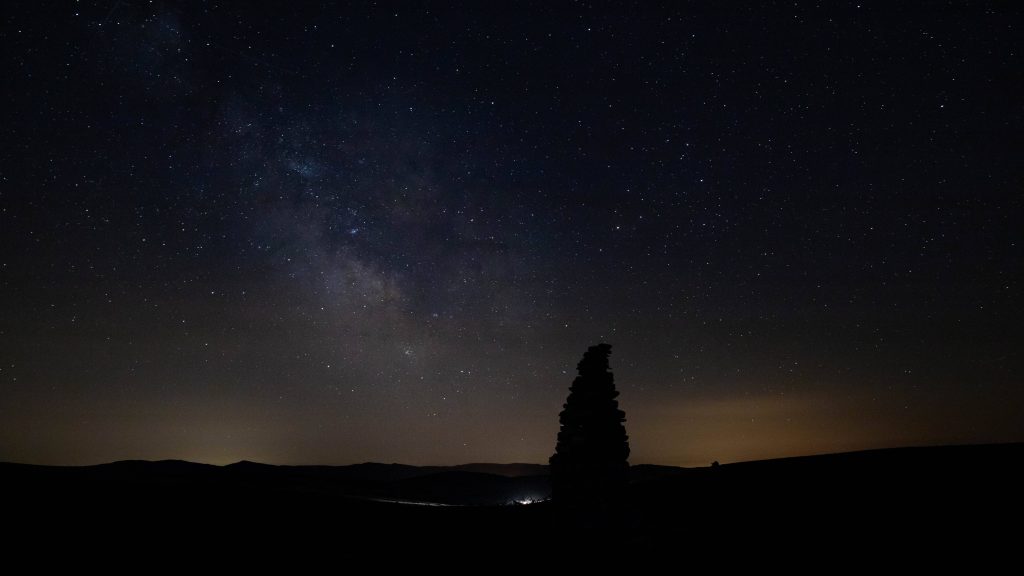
{"left": 389, "top": 470, "right": 550, "bottom": 505}
{"left": 97, "top": 459, "right": 220, "bottom": 477}
{"left": 2, "top": 444, "right": 1021, "bottom": 564}
{"left": 452, "top": 462, "right": 549, "bottom": 477}
{"left": 225, "top": 459, "right": 270, "bottom": 469}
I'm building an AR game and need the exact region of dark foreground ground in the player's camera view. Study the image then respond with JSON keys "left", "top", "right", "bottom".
{"left": 3, "top": 444, "right": 1021, "bottom": 566}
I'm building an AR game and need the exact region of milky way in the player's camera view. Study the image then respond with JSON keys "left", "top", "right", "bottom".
{"left": 1, "top": 2, "right": 1021, "bottom": 466}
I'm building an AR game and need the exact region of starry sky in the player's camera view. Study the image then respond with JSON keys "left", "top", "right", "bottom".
{"left": 1, "top": 2, "right": 1021, "bottom": 467}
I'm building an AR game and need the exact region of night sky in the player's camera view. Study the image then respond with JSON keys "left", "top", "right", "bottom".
{"left": 1, "top": 2, "right": 1021, "bottom": 467}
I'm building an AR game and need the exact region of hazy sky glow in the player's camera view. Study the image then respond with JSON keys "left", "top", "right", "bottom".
{"left": 1, "top": 2, "right": 1020, "bottom": 467}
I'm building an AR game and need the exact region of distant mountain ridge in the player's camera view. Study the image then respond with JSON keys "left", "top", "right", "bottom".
{"left": 4, "top": 442, "right": 1023, "bottom": 478}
